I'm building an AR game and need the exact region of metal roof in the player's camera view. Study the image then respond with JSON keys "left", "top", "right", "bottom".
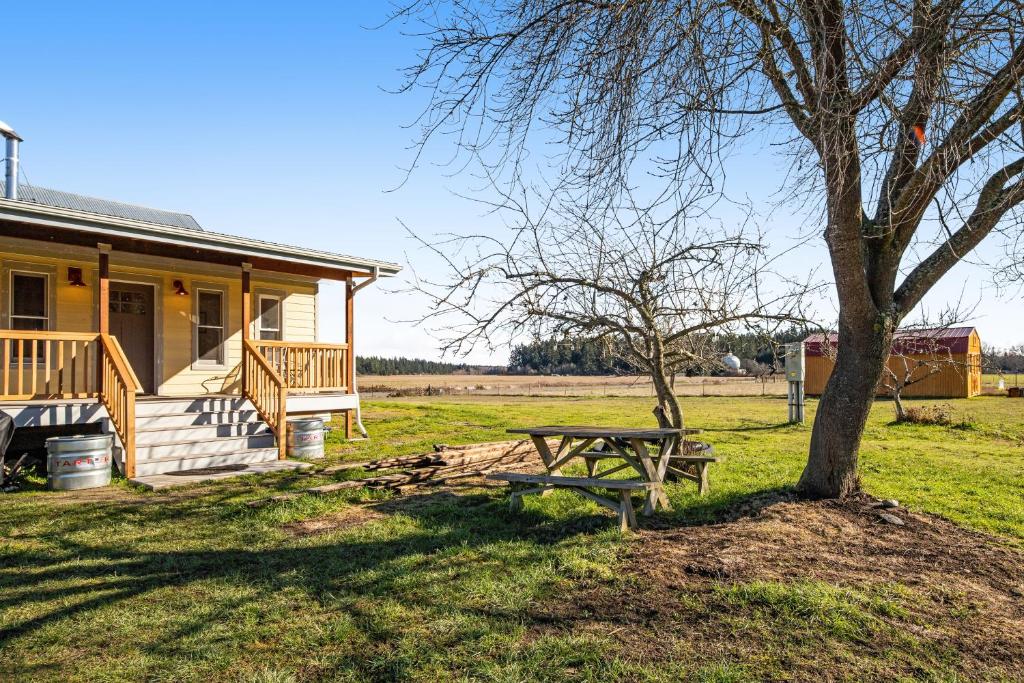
{"left": 804, "top": 327, "right": 977, "bottom": 356}
{"left": 0, "top": 195, "right": 402, "bottom": 278}
{"left": 0, "top": 181, "right": 203, "bottom": 231}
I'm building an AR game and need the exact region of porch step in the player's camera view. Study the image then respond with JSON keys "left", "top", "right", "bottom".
{"left": 136, "top": 433, "right": 277, "bottom": 461}
{"left": 136, "top": 421, "right": 270, "bottom": 446}
{"left": 134, "top": 396, "right": 251, "bottom": 417}
{"left": 135, "top": 410, "right": 260, "bottom": 429}
{"left": 133, "top": 448, "right": 280, "bottom": 477}
{"left": 129, "top": 395, "right": 281, "bottom": 477}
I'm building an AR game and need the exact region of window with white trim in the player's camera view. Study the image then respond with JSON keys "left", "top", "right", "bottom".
{"left": 9, "top": 272, "right": 48, "bottom": 363}
{"left": 257, "top": 294, "right": 282, "bottom": 341}
{"left": 195, "top": 289, "right": 225, "bottom": 365}
{"left": 10, "top": 272, "right": 48, "bottom": 332}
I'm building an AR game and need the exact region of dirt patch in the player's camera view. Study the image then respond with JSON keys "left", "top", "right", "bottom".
{"left": 531, "top": 494, "right": 1024, "bottom": 680}
{"left": 638, "top": 493, "right": 1023, "bottom": 590}
{"left": 282, "top": 506, "right": 387, "bottom": 537}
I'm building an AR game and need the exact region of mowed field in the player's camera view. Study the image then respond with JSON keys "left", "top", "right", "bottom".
{"left": 362, "top": 372, "right": 1024, "bottom": 397}
{"left": 2, "top": 394, "right": 1023, "bottom": 681}
{"left": 361, "top": 373, "right": 789, "bottom": 397}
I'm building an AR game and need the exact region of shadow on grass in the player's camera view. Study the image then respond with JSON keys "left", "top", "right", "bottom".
{"left": 699, "top": 422, "right": 795, "bottom": 433}
{"left": 0, "top": 471, "right": 801, "bottom": 682}
{"left": 652, "top": 485, "right": 796, "bottom": 529}
{"left": 0, "top": 489, "right": 612, "bottom": 649}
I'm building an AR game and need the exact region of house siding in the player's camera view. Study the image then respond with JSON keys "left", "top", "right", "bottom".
{"left": 0, "top": 236, "right": 320, "bottom": 397}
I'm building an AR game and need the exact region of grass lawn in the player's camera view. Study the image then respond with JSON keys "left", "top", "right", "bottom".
{"left": 1, "top": 395, "right": 1022, "bottom": 681}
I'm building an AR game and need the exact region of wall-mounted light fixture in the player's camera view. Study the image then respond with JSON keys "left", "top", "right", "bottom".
{"left": 172, "top": 280, "right": 189, "bottom": 296}
{"left": 67, "top": 267, "right": 87, "bottom": 287}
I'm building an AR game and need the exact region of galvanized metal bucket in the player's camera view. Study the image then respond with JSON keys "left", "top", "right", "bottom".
{"left": 286, "top": 418, "right": 325, "bottom": 459}
{"left": 46, "top": 434, "right": 114, "bottom": 491}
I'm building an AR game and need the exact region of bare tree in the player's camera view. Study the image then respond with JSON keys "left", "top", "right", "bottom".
{"left": 393, "top": 0, "right": 1024, "bottom": 498}
{"left": 407, "top": 182, "right": 814, "bottom": 429}
{"left": 878, "top": 334, "right": 964, "bottom": 421}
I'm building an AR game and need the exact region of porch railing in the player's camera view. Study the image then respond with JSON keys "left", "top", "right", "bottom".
{"left": 254, "top": 340, "right": 349, "bottom": 393}
{"left": 99, "top": 334, "right": 141, "bottom": 478}
{"left": 243, "top": 339, "right": 287, "bottom": 459}
{"left": 0, "top": 330, "right": 140, "bottom": 477}
{"left": 0, "top": 330, "right": 102, "bottom": 400}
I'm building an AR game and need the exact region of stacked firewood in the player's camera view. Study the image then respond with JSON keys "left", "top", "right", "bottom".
{"left": 247, "top": 440, "right": 547, "bottom": 507}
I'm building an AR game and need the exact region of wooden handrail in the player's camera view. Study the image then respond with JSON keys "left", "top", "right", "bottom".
{"left": 256, "top": 340, "right": 349, "bottom": 350}
{"left": 0, "top": 330, "right": 103, "bottom": 341}
{"left": 104, "top": 334, "right": 143, "bottom": 392}
{"left": 253, "top": 340, "right": 349, "bottom": 393}
{"left": 98, "top": 333, "right": 140, "bottom": 478}
{"left": 243, "top": 339, "right": 288, "bottom": 459}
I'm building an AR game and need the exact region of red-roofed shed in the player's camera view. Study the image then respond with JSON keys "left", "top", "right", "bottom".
{"left": 802, "top": 327, "right": 982, "bottom": 398}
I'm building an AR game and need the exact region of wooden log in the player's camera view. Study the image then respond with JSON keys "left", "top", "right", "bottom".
{"left": 433, "top": 439, "right": 535, "bottom": 453}
{"left": 432, "top": 451, "right": 539, "bottom": 467}
{"left": 307, "top": 480, "right": 367, "bottom": 495}
{"left": 246, "top": 493, "right": 302, "bottom": 508}
{"left": 487, "top": 472, "right": 655, "bottom": 489}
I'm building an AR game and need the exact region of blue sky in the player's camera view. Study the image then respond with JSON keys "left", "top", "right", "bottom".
{"left": 4, "top": 1, "right": 1020, "bottom": 362}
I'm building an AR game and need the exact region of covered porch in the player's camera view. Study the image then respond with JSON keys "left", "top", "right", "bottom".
{"left": 0, "top": 196, "right": 398, "bottom": 479}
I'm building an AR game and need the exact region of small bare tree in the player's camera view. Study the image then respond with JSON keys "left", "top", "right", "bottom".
{"left": 880, "top": 338, "right": 961, "bottom": 421}
{"left": 407, "top": 184, "right": 815, "bottom": 429}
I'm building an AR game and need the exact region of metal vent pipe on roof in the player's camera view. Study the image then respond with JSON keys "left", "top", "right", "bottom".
{"left": 0, "top": 120, "right": 22, "bottom": 200}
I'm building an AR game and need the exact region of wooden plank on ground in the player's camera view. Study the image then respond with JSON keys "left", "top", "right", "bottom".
{"left": 487, "top": 472, "right": 654, "bottom": 489}
{"left": 307, "top": 480, "right": 367, "bottom": 495}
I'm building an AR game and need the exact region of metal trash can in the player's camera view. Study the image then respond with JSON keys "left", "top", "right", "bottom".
{"left": 286, "top": 418, "right": 325, "bottom": 459}
{"left": 46, "top": 434, "right": 113, "bottom": 491}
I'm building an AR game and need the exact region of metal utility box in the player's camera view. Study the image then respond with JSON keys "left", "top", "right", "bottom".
{"left": 785, "top": 342, "right": 805, "bottom": 382}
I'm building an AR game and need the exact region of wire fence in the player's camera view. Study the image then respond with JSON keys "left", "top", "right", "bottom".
{"left": 359, "top": 372, "right": 1024, "bottom": 399}
{"left": 359, "top": 375, "right": 790, "bottom": 399}
{"left": 982, "top": 373, "right": 1023, "bottom": 392}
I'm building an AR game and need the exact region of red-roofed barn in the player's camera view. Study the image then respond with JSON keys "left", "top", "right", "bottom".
{"left": 803, "top": 327, "right": 982, "bottom": 398}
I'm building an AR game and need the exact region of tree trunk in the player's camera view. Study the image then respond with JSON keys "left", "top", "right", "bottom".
{"left": 892, "top": 389, "right": 907, "bottom": 422}
{"left": 650, "top": 364, "right": 683, "bottom": 429}
{"left": 798, "top": 325, "right": 892, "bottom": 498}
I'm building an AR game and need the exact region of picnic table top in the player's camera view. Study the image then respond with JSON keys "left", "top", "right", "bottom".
{"left": 507, "top": 425, "right": 701, "bottom": 439}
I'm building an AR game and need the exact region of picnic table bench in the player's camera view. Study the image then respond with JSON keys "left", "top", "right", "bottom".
{"left": 487, "top": 425, "right": 719, "bottom": 531}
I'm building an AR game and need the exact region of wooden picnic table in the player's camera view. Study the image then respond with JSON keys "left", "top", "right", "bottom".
{"left": 490, "top": 425, "right": 715, "bottom": 531}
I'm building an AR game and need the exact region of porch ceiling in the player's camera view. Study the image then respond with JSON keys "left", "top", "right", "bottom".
{"left": 0, "top": 198, "right": 401, "bottom": 281}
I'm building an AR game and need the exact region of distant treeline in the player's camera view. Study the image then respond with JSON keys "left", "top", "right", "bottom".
{"left": 983, "top": 345, "right": 1024, "bottom": 373}
{"left": 360, "top": 327, "right": 814, "bottom": 377}
{"left": 357, "top": 356, "right": 504, "bottom": 376}
{"left": 509, "top": 326, "right": 813, "bottom": 376}
{"left": 507, "top": 339, "right": 633, "bottom": 375}
{"left": 359, "top": 328, "right": 1024, "bottom": 378}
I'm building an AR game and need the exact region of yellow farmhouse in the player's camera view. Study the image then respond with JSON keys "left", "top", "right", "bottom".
{"left": 0, "top": 122, "right": 400, "bottom": 485}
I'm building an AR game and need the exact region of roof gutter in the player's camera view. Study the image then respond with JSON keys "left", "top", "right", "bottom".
{"left": 351, "top": 265, "right": 381, "bottom": 293}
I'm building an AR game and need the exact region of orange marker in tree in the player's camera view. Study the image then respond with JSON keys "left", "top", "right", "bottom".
{"left": 913, "top": 124, "right": 926, "bottom": 144}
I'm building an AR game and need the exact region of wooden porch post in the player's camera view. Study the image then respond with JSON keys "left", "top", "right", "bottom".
{"left": 241, "top": 263, "right": 252, "bottom": 394}
{"left": 98, "top": 244, "right": 111, "bottom": 336}
{"left": 97, "top": 244, "right": 111, "bottom": 394}
{"left": 345, "top": 276, "right": 355, "bottom": 438}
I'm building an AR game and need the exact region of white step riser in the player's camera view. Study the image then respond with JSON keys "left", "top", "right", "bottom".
{"left": 137, "top": 434, "right": 277, "bottom": 461}
{"left": 134, "top": 448, "right": 280, "bottom": 477}
{"left": 135, "top": 398, "right": 251, "bottom": 417}
{"left": 135, "top": 411, "right": 260, "bottom": 429}
{"left": 136, "top": 423, "right": 270, "bottom": 446}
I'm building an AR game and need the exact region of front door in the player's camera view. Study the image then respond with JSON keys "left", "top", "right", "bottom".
{"left": 109, "top": 283, "right": 155, "bottom": 394}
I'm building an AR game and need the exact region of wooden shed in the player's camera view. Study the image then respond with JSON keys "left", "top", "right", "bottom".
{"left": 803, "top": 327, "right": 982, "bottom": 398}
